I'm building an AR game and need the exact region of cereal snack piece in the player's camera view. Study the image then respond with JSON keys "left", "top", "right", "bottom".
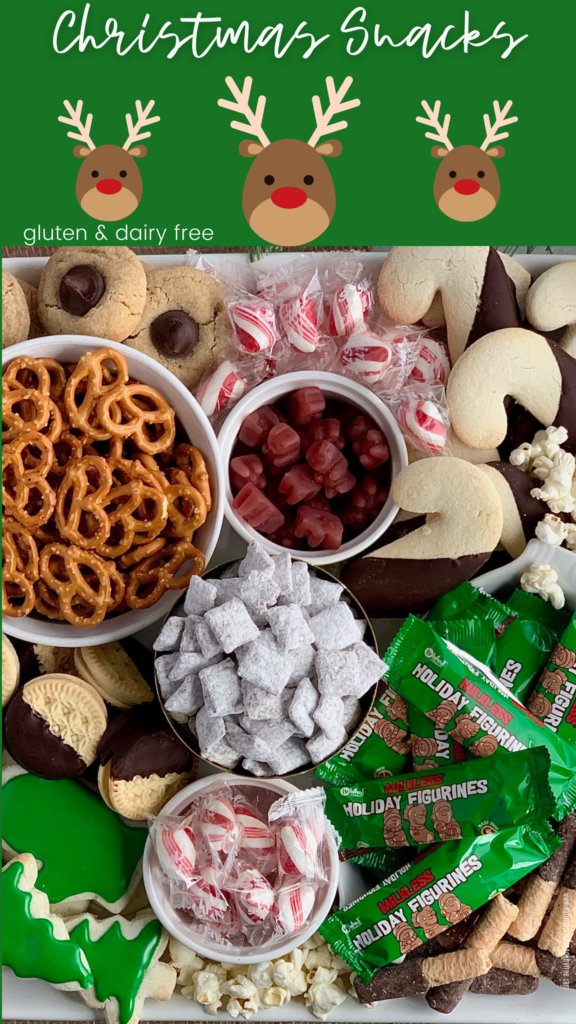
{"left": 195, "top": 705, "right": 226, "bottom": 756}
{"left": 67, "top": 911, "right": 175, "bottom": 1024}
{"left": 2, "top": 853, "right": 93, "bottom": 991}
{"left": 307, "top": 576, "right": 342, "bottom": 615}
{"left": 199, "top": 659, "right": 243, "bottom": 718}
{"left": 241, "top": 681, "right": 282, "bottom": 721}
{"left": 242, "top": 758, "right": 275, "bottom": 777}
{"left": 38, "top": 247, "right": 147, "bottom": 341}
{"left": 154, "top": 653, "right": 179, "bottom": 700}
{"left": 165, "top": 675, "right": 204, "bottom": 716}
{"left": 341, "top": 458, "right": 503, "bottom": 615}
{"left": 183, "top": 575, "right": 218, "bottom": 616}
{"left": 124, "top": 265, "right": 228, "bottom": 388}
{"left": 225, "top": 722, "right": 273, "bottom": 763}
{"left": 289, "top": 678, "right": 319, "bottom": 738}
{"left": 2, "top": 270, "right": 30, "bottom": 348}
{"left": 237, "top": 639, "right": 292, "bottom": 694}
{"left": 97, "top": 704, "right": 195, "bottom": 820}
{"left": 315, "top": 649, "right": 359, "bottom": 697}
{"left": 309, "top": 603, "right": 361, "bottom": 650}
{"left": 152, "top": 616, "right": 185, "bottom": 653}
{"left": 307, "top": 727, "right": 347, "bottom": 764}
{"left": 2, "top": 634, "right": 20, "bottom": 707}
{"left": 204, "top": 598, "right": 260, "bottom": 653}
{"left": 2, "top": 766, "right": 147, "bottom": 914}
{"left": 238, "top": 541, "right": 276, "bottom": 579}
{"left": 238, "top": 570, "right": 280, "bottom": 613}
{"left": 75, "top": 642, "right": 153, "bottom": 709}
{"left": 267, "top": 603, "right": 314, "bottom": 651}
{"left": 267, "top": 736, "right": 310, "bottom": 774}
{"left": 4, "top": 674, "right": 107, "bottom": 779}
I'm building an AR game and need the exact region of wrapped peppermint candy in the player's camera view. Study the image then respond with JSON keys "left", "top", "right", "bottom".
{"left": 199, "top": 795, "right": 239, "bottom": 855}
{"left": 229, "top": 298, "right": 278, "bottom": 354}
{"left": 329, "top": 282, "right": 371, "bottom": 336}
{"left": 397, "top": 393, "right": 449, "bottom": 454}
{"left": 196, "top": 360, "right": 248, "bottom": 417}
{"left": 231, "top": 865, "right": 275, "bottom": 924}
{"left": 339, "top": 328, "right": 393, "bottom": 380}
{"left": 410, "top": 338, "right": 451, "bottom": 386}
{"left": 278, "top": 293, "right": 320, "bottom": 353}
{"left": 185, "top": 867, "right": 230, "bottom": 923}
{"left": 275, "top": 882, "right": 316, "bottom": 934}
{"left": 155, "top": 817, "right": 196, "bottom": 884}
{"left": 235, "top": 803, "right": 277, "bottom": 867}
{"left": 277, "top": 822, "right": 319, "bottom": 878}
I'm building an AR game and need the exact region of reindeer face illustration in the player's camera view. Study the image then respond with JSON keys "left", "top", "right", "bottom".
{"left": 218, "top": 77, "right": 360, "bottom": 245}
{"left": 417, "top": 101, "right": 518, "bottom": 222}
{"left": 59, "top": 101, "right": 160, "bottom": 222}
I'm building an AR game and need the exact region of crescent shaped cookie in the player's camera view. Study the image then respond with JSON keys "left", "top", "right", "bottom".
{"left": 422, "top": 251, "right": 531, "bottom": 328}
{"left": 478, "top": 462, "right": 549, "bottom": 558}
{"left": 340, "top": 458, "right": 502, "bottom": 616}
{"left": 526, "top": 261, "right": 576, "bottom": 357}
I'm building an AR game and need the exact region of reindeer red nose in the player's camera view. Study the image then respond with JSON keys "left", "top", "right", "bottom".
{"left": 454, "top": 179, "right": 480, "bottom": 196}
{"left": 271, "top": 187, "right": 307, "bottom": 209}
{"left": 96, "top": 178, "right": 123, "bottom": 195}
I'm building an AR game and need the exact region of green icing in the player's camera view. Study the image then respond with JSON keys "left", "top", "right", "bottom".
{"left": 69, "top": 917, "right": 163, "bottom": 1024}
{"left": 2, "top": 860, "right": 93, "bottom": 988}
{"left": 2, "top": 774, "right": 147, "bottom": 905}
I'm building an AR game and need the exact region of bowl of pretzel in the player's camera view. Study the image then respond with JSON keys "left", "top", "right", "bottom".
{"left": 2, "top": 337, "right": 225, "bottom": 646}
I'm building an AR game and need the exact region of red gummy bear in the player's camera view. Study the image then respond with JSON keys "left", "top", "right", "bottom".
{"left": 342, "top": 477, "right": 389, "bottom": 529}
{"left": 295, "top": 505, "right": 344, "bottom": 551}
{"left": 307, "top": 441, "right": 354, "bottom": 495}
{"left": 230, "top": 455, "right": 266, "bottom": 493}
{"left": 238, "top": 405, "right": 281, "bottom": 447}
{"left": 232, "top": 483, "right": 285, "bottom": 533}
{"left": 278, "top": 464, "right": 322, "bottom": 505}
{"left": 324, "top": 470, "right": 356, "bottom": 500}
{"left": 269, "top": 514, "right": 299, "bottom": 549}
{"left": 346, "top": 414, "right": 378, "bottom": 444}
{"left": 262, "top": 423, "right": 301, "bottom": 467}
{"left": 287, "top": 386, "right": 325, "bottom": 425}
{"left": 353, "top": 429, "right": 390, "bottom": 470}
{"left": 306, "top": 418, "right": 345, "bottom": 450}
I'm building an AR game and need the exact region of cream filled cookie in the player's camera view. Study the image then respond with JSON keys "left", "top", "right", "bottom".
{"left": 74, "top": 640, "right": 154, "bottom": 709}
{"left": 2, "top": 270, "right": 30, "bottom": 348}
{"left": 2, "top": 635, "right": 20, "bottom": 707}
{"left": 38, "top": 246, "right": 146, "bottom": 341}
{"left": 124, "top": 266, "right": 230, "bottom": 389}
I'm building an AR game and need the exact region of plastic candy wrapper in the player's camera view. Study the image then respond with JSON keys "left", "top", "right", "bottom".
{"left": 527, "top": 611, "right": 576, "bottom": 743}
{"left": 321, "top": 259, "right": 375, "bottom": 338}
{"left": 384, "top": 385, "right": 451, "bottom": 457}
{"left": 195, "top": 358, "right": 249, "bottom": 419}
{"left": 149, "top": 780, "right": 334, "bottom": 950}
{"left": 339, "top": 322, "right": 422, "bottom": 392}
{"left": 228, "top": 297, "right": 279, "bottom": 355}
{"left": 257, "top": 258, "right": 338, "bottom": 374}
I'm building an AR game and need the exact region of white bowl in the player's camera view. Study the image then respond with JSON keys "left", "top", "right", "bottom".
{"left": 2, "top": 337, "right": 225, "bottom": 647}
{"left": 218, "top": 371, "right": 408, "bottom": 565}
{"left": 474, "top": 538, "right": 576, "bottom": 610}
{"left": 143, "top": 773, "right": 339, "bottom": 963}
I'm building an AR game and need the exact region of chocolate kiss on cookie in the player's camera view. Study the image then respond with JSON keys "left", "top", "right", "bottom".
{"left": 4, "top": 674, "right": 107, "bottom": 779}
{"left": 97, "top": 703, "right": 194, "bottom": 820}
{"left": 151, "top": 309, "right": 199, "bottom": 358}
{"left": 340, "top": 459, "right": 503, "bottom": 616}
{"left": 74, "top": 641, "right": 154, "bottom": 709}
{"left": 2, "top": 635, "right": 20, "bottom": 707}
{"left": 526, "top": 261, "right": 576, "bottom": 357}
{"left": 447, "top": 329, "right": 576, "bottom": 454}
{"left": 59, "top": 265, "right": 106, "bottom": 316}
{"left": 378, "top": 246, "right": 523, "bottom": 365}
{"left": 478, "top": 462, "right": 550, "bottom": 559}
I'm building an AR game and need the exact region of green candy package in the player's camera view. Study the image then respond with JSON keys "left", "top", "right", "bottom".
{"left": 383, "top": 616, "right": 576, "bottom": 818}
{"left": 315, "top": 682, "right": 411, "bottom": 786}
{"left": 407, "top": 703, "right": 465, "bottom": 770}
{"left": 319, "top": 822, "right": 560, "bottom": 981}
{"left": 492, "top": 614, "right": 559, "bottom": 703}
{"left": 506, "top": 588, "right": 571, "bottom": 634}
{"left": 431, "top": 618, "right": 497, "bottom": 668}
{"left": 325, "top": 747, "right": 555, "bottom": 852}
{"left": 527, "top": 612, "right": 576, "bottom": 745}
{"left": 428, "top": 581, "right": 513, "bottom": 631}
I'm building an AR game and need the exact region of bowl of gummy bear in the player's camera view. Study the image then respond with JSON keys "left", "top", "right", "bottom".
{"left": 218, "top": 372, "right": 408, "bottom": 564}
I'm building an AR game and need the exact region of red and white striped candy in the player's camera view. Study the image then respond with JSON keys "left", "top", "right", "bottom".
{"left": 233, "top": 866, "right": 275, "bottom": 923}
{"left": 410, "top": 339, "right": 450, "bottom": 386}
{"left": 339, "top": 330, "right": 392, "bottom": 380}
{"left": 156, "top": 820, "right": 196, "bottom": 883}
{"left": 186, "top": 867, "right": 229, "bottom": 923}
{"left": 231, "top": 300, "right": 277, "bottom": 353}
{"left": 275, "top": 883, "right": 315, "bottom": 935}
{"left": 277, "top": 822, "right": 318, "bottom": 877}
{"left": 279, "top": 294, "right": 319, "bottom": 353}
{"left": 196, "top": 361, "right": 248, "bottom": 417}
{"left": 235, "top": 804, "right": 276, "bottom": 862}
{"left": 398, "top": 397, "right": 447, "bottom": 454}
{"left": 200, "top": 795, "right": 239, "bottom": 853}
{"left": 329, "top": 284, "right": 371, "bottom": 336}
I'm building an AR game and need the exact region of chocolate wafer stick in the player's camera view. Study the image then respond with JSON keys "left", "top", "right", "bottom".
{"left": 538, "top": 852, "right": 576, "bottom": 957}
{"left": 535, "top": 948, "right": 576, "bottom": 988}
{"left": 491, "top": 941, "right": 541, "bottom": 977}
{"left": 354, "top": 948, "right": 491, "bottom": 1004}
{"left": 508, "top": 813, "right": 576, "bottom": 942}
{"left": 470, "top": 967, "right": 539, "bottom": 995}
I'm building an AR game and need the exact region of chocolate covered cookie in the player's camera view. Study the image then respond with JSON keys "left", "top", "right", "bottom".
{"left": 526, "top": 261, "right": 576, "bottom": 356}
{"left": 38, "top": 246, "right": 146, "bottom": 341}
{"left": 478, "top": 461, "right": 549, "bottom": 558}
{"left": 124, "top": 266, "right": 230, "bottom": 388}
{"left": 2, "top": 271, "right": 30, "bottom": 348}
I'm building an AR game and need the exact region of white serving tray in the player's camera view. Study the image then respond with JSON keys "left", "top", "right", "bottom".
{"left": 2, "top": 250, "right": 575, "bottom": 1022}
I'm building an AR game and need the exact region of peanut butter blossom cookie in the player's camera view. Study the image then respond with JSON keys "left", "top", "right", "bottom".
{"left": 37, "top": 246, "right": 146, "bottom": 341}
{"left": 2, "top": 270, "right": 30, "bottom": 348}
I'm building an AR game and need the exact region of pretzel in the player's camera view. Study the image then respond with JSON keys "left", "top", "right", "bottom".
{"left": 164, "top": 468, "right": 208, "bottom": 539}
{"left": 2, "top": 518, "right": 39, "bottom": 582}
{"left": 64, "top": 348, "right": 129, "bottom": 440}
{"left": 109, "top": 458, "right": 168, "bottom": 544}
{"left": 55, "top": 456, "right": 112, "bottom": 548}
{"left": 118, "top": 536, "right": 167, "bottom": 569}
{"left": 125, "top": 539, "right": 205, "bottom": 609}
{"left": 2, "top": 432, "right": 57, "bottom": 529}
{"left": 2, "top": 569, "right": 36, "bottom": 617}
{"left": 2, "top": 388, "right": 52, "bottom": 442}
{"left": 174, "top": 443, "right": 212, "bottom": 511}
{"left": 97, "top": 383, "right": 175, "bottom": 454}
{"left": 34, "top": 578, "right": 66, "bottom": 620}
{"left": 39, "top": 543, "right": 112, "bottom": 628}
{"left": 50, "top": 430, "right": 86, "bottom": 478}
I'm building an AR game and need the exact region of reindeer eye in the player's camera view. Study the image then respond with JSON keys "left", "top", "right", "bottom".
{"left": 91, "top": 170, "right": 99, "bottom": 178}
{"left": 264, "top": 175, "right": 274, "bottom": 185}
{"left": 304, "top": 175, "right": 314, "bottom": 185}
{"left": 478, "top": 170, "right": 485, "bottom": 178}
{"left": 119, "top": 170, "right": 127, "bottom": 178}
{"left": 449, "top": 171, "right": 457, "bottom": 179}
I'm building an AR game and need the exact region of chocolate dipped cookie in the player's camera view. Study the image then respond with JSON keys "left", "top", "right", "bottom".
{"left": 478, "top": 461, "right": 549, "bottom": 558}
{"left": 526, "top": 261, "right": 576, "bottom": 356}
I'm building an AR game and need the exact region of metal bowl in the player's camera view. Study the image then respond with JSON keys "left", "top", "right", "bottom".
{"left": 154, "top": 560, "right": 378, "bottom": 779}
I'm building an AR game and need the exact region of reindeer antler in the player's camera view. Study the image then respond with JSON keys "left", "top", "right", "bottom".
{"left": 416, "top": 101, "right": 453, "bottom": 151}
{"left": 307, "top": 77, "right": 360, "bottom": 148}
{"left": 217, "top": 78, "right": 270, "bottom": 148}
{"left": 58, "top": 100, "right": 95, "bottom": 151}
{"left": 123, "top": 101, "right": 161, "bottom": 151}
{"left": 481, "top": 101, "right": 518, "bottom": 151}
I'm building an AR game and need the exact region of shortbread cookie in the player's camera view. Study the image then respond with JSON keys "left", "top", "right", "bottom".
{"left": 447, "top": 329, "right": 576, "bottom": 453}
{"left": 526, "top": 261, "right": 576, "bottom": 356}
{"left": 2, "top": 853, "right": 94, "bottom": 992}
{"left": 97, "top": 703, "right": 195, "bottom": 820}
{"left": 2, "top": 765, "right": 147, "bottom": 914}
{"left": 38, "top": 246, "right": 146, "bottom": 341}
{"left": 2, "top": 270, "right": 30, "bottom": 348}
{"left": 478, "top": 462, "right": 549, "bottom": 558}
{"left": 340, "top": 458, "right": 502, "bottom": 615}
{"left": 4, "top": 674, "right": 107, "bottom": 779}
{"left": 11, "top": 638, "right": 77, "bottom": 684}
{"left": 74, "top": 641, "right": 154, "bottom": 709}
{"left": 379, "top": 246, "right": 522, "bottom": 364}
{"left": 423, "top": 250, "right": 531, "bottom": 327}
{"left": 2, "top": 634, "right": 20, "bottom": 707}
{"left": 124, "top": 265, "right": 230, "bottom": 389}
{"left": 16, "top": 277, "right": 44, "bottom": 339}
{"left": 67, "top": 912, "right": 175, "bottom": 1024}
